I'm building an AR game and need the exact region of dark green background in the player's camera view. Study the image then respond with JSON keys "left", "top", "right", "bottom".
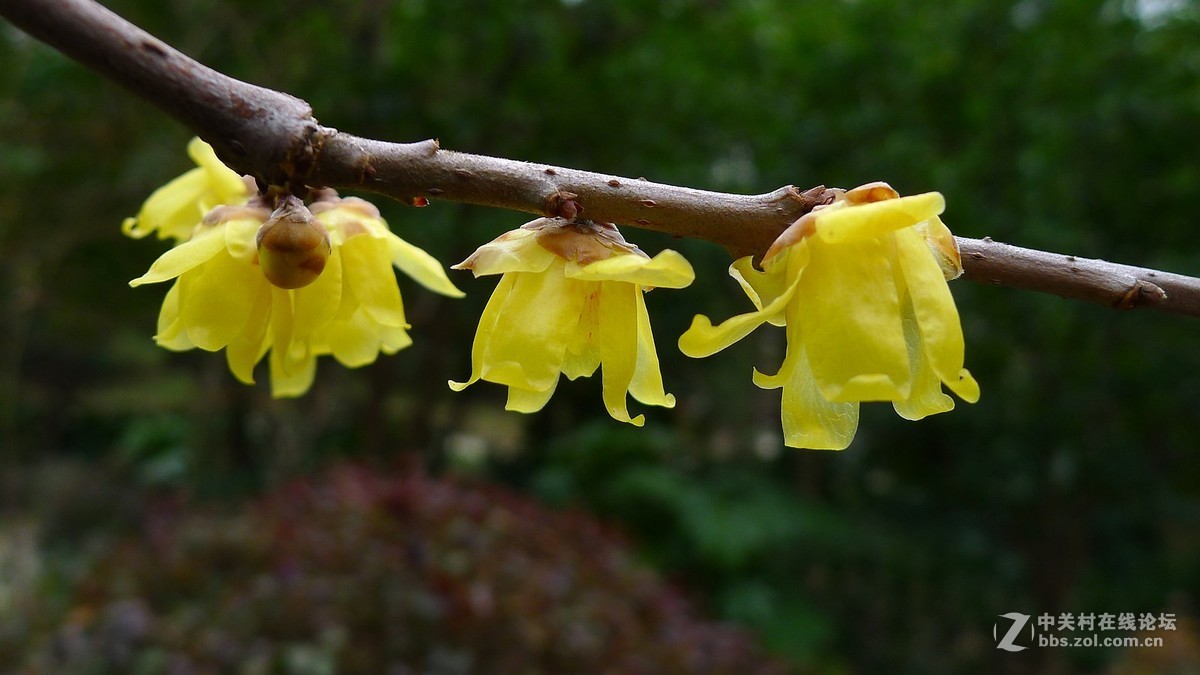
{"left": 2, "top": 0, "right": 1199, "bottom": 672}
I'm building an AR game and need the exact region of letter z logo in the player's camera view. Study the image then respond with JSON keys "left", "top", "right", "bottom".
{"left": 994, "top": 612, "right": 1032, "bottom": 652}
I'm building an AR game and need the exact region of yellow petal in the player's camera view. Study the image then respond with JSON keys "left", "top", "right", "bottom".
{"left": 815, "top": 192, "right": 945, "bottom": 244}
{"left": 781, "top": 346, "right": 859, "bottom": 450}
{"left": 894, "top": 228, "right": 979, "bottom": 403}
{"left": 564, "top": 249, "right": 695, "bottom": 289}
{"left": 627, "top": 290, "right": 675, "bottom": 409}
{"left": 453, "top": 229, "right": 557, "bottom": 277}
{"left": 225, "top": 281, "right": 273, "bottom": 384}
{"left": 797, "top": 236, "right": 910, "bottom": 402}
{"left": 292, "top": 246, "right": 343, "bottom": 345}
{"left": 153, "top": 282, "right": 194, "bottom": 351}
{"left": 914, "top": 215, "right": 963, "bottom": 281}
{"left": 506, "top": 382, "right": 558, "bottom": 414}
{"left": 269, "top": 346, "right": 316, "bottom": 398}
{"left": 341, "top": 233, "right": 406, "bottom": 327}
{"left": 892, "top": 299, "right": 955, "bottom": 420}
{"left": 561, "top": 284, "right": 602, "bottom": 380}
{"left": 224, "top": 217, "right": 263, "bottom": 263}
{"left": 449, "top": 274, "right": 517, "bottom": 392}
{"left": 386, "top": 233, "right": 465, "bottom": 298}
{"left": 479, "top": 263, "right": 584, "bottom": 391}
{"left": 678, "top": 261, "right": 801, "bottom": 358}
{"left": 178, "top": 251, "right": 264, "bottom": 351}
{"left": 122, "top": 168, "right": 209, "bottom": 241}
{"left": 188, "top": 137, "right": 246, "bottom": 206}
{"left": 595, "top": 281, "right": 643, "bottom": 426}
{"left": 129, "top": 228, "right": 227, "bottom": 286}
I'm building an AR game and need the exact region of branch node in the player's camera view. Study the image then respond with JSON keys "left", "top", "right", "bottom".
{"left": 544, "top": 191, "right": 581, "bottom": 220}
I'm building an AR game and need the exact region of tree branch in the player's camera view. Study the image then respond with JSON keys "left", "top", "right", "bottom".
{"left": 4, "top": 0, "right": 1200, "bottom": 317}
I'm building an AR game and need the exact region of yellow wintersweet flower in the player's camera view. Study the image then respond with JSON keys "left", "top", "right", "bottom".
{"left": 129, "top": 193, "right": 463, "bottom": 397}
{"left": 450, "top": 218, "right": 694, "bottom": 426}
{"left": 679, "top": 182, "right": 979, "bottom": 450}
{"left": 122, "top": 138, "right": 251, "bottom": 242}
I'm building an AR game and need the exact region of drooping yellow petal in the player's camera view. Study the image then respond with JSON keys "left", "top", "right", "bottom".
{"left": 224, "top": 217, "right": 263, "bottom": 263}
{"left": 815, "top": 192, "right": 945, "bottom": 245}
{"left": 454, "top": 229, "right": 557, "bottom": 277}
{"left": 626, "top": 289, "right": 675, "bottom": 409}
{"left": 225, "top": 280, "right": 273, "bottom": 384}
{"left": 893, "top": 299, "right": 956, "bottom": 420}
{"left": 449, "top": 274, "right": 517, "bottom": 392}
{"left": 178, "top": 251, "right": 264, "bottom": 351}
{"left": 479, "top": 263, "right": 585, "bottom": 392}
{"left": 153, "top": 282, "right": 194, "bottom": 351}
{"left": 386, "top": 233, "right": 464, "bottom": 298}
{"left": 269, "top": 346, "right": 316, "bottom": 398}
{"left": 564, "top": 249, "right": 695, "bottom": 289}
{"left": 797, "top": 236, "right": 910, "bottom": 402}
{"left": 678, "top": 265, "right": 802, "bottom": 358}
{"left": 595, "top": 281, "right": 642, "bottom": 426}
{"left": 506, "top": 382, "right": 558, "bottom": 413}
{"left": 292, "top": 246, "right": 344, "bottom": 347}
{"left": 129, "top": 228, "right": 227, "bottom": 286}
{"left": 893, "top": 227, "right": 979, "bottom": 403}
{"left": 121, "top": 168, "right": 210, "bottom": 240}
{"left": 561, "top": 284, "right": 603, "bottom": 381}
{"left": 340, "top": 233, "right": 406, "bottom": 327}
{"left": 781, "top": 346, "right": 859, "bottom": 450}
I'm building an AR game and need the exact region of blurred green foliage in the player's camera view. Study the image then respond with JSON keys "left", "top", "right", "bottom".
{"left": 3, "top": 0, "right": 1200, "bottom": 672}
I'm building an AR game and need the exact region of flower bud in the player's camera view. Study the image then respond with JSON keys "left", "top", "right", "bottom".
{"left": 256, "top": 195, "right": 331, "bottom": 289}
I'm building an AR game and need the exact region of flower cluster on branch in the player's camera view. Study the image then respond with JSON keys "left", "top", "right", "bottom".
{"left": 126, "top": 140, "right": 978, "bottom": 449}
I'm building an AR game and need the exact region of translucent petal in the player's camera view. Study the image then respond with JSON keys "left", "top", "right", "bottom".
{"left": 730, "top": 256, "right": 787, "bottom": 311}
{"left": 627, "top": 290, "right": 675, "bottom": 408}
{"left": 179, "top": 252, "right": 263, "bottom": 351}
{"left": 564, "top": 249, "right": 695, "bottom": 289}
{"left": 224, "top": 217, "right": 263, "bottom": 263}
{"left": 892, "top": 298, "right": 955, "bottom": 420}
{"left": 797, "top": 236, "right": 910, "bottom": 402}
{"left": 449, "top": 274, "right": 516, "bottom": 392}
{"left": 189, "top": 137, "right": 248, "bottom": 205}
{"left": 595, "top": 282, "right": 642, "bottom": 426}
{"left": 894, "top": 227, "right": 979, "bottom": 403}
{"left": 129, "top": 228, "right": 227, "bottom": 286}
{"left": 153, "top": 282, "right": 194, "bottom": 351}
{"left": 678, "top": 266, "right": 801, "bottom": 358}
{"left": 815, "top": 192, "right": 945, "bottom": 244}
{"left": 269, "top": 346, "right": 316, "bottom": 398}
{"left": 479, "top": 263, "right": 584, "bottom": 391}
{"left": 454, "top": 229, "right": 556, "bottom": 277}
{"left": 122, "top": 168, "right": 209, "bottom": 241}
{"left": 506, "top": 382, "right": 558, "bottom": 414}
{"left": 225, "top": 281, "right": 273, "bottom": 384}
{"left": 914, "top": 215, "right": 963, "bottom": 280}
{"left": 752, "top": 320, "right": 803, "bottom": 391}
{"left": 292, "top": 246, "right": 343, "bottom": 345}
{"left": 386, "top": 233, "right": 464, "bottom": 297}
{"left": 341, "top": 233, "right": 406, "bottom": 327}
{"left": 781, "top": 346, "right": 859, "bottom": 450}
{"left": 561, "top": 284, "right": 602, "bottom": 380}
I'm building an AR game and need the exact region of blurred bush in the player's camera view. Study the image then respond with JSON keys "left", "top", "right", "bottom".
{"left": 1, "top": 465, "right": 791, "bottom": 675}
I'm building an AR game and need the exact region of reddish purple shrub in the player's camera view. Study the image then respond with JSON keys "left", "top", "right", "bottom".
{"left": 9, "top": 466, "right": 792, "bottom": 674}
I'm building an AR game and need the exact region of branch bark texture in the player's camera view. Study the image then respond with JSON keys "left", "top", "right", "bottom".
{"left": 4, "top": 0, "right": 1200, "bottom": 317}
